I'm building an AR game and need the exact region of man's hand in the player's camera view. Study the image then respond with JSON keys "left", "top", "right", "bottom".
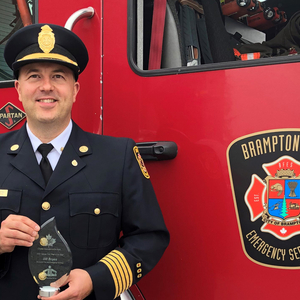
{"left": 0, "top": 214, "right": 40, "bottom": 254}
{"left": 39, "top": 269, "right": 93, "bottom": 300}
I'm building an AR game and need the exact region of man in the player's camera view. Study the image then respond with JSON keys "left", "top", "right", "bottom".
{"left": 0, "top": 24, "right": 169, "bottom": 300}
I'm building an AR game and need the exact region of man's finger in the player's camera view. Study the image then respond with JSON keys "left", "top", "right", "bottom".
{"left": 50, "top": 274, "right": 70, "bottom": 288}
{"left": 0, "top": 215, "right": 40, "bottom": 253}
{"left": 3, "top": 215, "right": 40, "bottom": 235}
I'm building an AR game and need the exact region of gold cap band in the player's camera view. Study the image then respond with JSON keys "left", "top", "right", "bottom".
{"left": 17, "top": 53, "right": 78, "bottom": 66}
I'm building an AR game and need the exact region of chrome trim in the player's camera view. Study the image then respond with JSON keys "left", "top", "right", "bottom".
{"left": 120, "top": 290, "right": 135, "bottom": 300}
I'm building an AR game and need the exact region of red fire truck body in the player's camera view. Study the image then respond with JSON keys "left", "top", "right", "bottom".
{"left": 2, "top": 0, "right": 300, "bottom": 299}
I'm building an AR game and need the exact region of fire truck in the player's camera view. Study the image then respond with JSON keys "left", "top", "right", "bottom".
{"left": 1, "top": 0, "right": 300, "bottom": 299}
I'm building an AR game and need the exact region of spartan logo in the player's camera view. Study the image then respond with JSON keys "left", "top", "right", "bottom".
{"left": 228, "top": 129, "right": 300, "bottom": 269}
{"left": 0, "top": 102, "right": 26, "bottom": 129}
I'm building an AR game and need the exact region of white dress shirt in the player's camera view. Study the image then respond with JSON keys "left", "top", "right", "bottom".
{"left": 26, "top": 120, "right": 73, "bottom": 170}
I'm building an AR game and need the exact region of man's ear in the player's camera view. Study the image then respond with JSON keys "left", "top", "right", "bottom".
{"left": 14, "top": 80, "right": 22, "bottom": 102}
{"left": 73, "top": 82, "right": 80, "bottom": 103}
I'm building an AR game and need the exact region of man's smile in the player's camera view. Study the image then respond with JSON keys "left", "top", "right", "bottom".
{"left": 37, "top": 99, "right": 57, "bottom": 103}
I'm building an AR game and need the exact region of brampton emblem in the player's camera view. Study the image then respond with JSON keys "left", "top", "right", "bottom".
{"left": 227, "top": 129, "right": 300, "bottom": 269}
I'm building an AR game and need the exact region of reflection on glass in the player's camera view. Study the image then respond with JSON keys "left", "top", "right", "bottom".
{"left": 132, "top": 0, "right": 300, "bottom": 70}
{"left": 0, "top": 0, "right": 37, "bottom": 82}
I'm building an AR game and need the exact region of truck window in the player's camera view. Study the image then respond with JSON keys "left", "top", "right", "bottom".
{"left": 0, "top": 0, "right": 37, "bottom": 86}
{"left": 128, "top": 0, "right": 300, "bottom": 75}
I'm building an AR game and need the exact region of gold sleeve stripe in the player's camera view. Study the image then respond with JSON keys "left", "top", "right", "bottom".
{"left": 100, "top": 250, "right": 133, "bottom": 299}
{"left": 100, "top": 258, "right": 120, "bottom": 299}
{"left": 109, "top": 252, "right": 130, "bottom": 290}
{"left": 111, "top": 250, "right": 133, "bottom": 288}
{"left": 105, "top": 255, "right": 125, "bottom": 294}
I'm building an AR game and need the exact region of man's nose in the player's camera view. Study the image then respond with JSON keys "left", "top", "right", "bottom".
{"left": 40, "top": 77, "right": 54, "bottom": 91}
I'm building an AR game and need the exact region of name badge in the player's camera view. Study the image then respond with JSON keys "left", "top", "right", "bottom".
{"left": 0, "top": 189, "right": 8, "bottom": 197}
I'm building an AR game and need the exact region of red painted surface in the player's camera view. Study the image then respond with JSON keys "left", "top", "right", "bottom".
{"left": 2, "top": 0, "right": 300, "bottom": 299}
{"left": 101, "top": 1, "right": 300, "bottom": 299}
{"left": 130, "top": 285, "right": 145, "bottom": 300}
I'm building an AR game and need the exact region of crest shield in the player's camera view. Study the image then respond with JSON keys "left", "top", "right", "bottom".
{"left": 267, "top": 179, "right": 300, "bottom": 220}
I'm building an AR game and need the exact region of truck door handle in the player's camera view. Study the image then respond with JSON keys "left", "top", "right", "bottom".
{"left": 137, "top": 142, "right": 178, "bottom": 160}
{"left": 64, "top": 7, "right": 95, "bottom": 30}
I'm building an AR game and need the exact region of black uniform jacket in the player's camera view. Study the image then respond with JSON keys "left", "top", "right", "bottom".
{"left": 0, "top": 122, "right": 169, "bottom": 300}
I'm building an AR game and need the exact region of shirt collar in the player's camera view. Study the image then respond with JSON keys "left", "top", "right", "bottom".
{"left": 26, "top": 120, "right": 73, "bottom": 154}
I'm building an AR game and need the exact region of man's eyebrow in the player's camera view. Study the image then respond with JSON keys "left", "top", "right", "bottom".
{"left": 52, "top": 68, "right": 67, "bottom": 73}
{"left": 24, "top": 68, "right": 67, "bottom": 74}
{"left": 24, "top": 68, "right": 40, "bottom": 74}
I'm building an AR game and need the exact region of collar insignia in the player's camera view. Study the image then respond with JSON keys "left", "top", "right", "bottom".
{"left": 79, "top": 146, "right": 89, "bottom": 153}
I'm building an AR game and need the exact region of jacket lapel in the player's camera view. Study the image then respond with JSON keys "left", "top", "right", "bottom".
{"left": 43, "top": 123, "right": 92, "bottom": 198}
{"left": 8, "top": 125, "right": 45, "bottom": 189}
{"left": 8, "top": 123, "right": 93, "bottom": 197}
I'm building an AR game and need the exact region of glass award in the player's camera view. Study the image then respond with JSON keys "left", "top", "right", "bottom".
{"left": 28, "top": 217, "right": 72, "bottom": 297}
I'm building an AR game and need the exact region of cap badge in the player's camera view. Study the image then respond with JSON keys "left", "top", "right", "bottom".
{"left": 38, "top": 25, "right": 55, "bottom": 54}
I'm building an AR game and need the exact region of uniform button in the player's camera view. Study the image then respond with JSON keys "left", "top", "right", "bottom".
{"left": 137, "top": 268, "right": 142, "bottom": 273}
{"left": 136, "top": 263, "right": 141, "bottom": 268}
{"left": 72, "top": 160, "right": 78, "bottom": 166}
{"left": 42, "top": 202, "right": 50, "bottom": 210}
{"left": 137, "top": 274, "right": 142, "bottom": 278}
{"left": 94, "top": 208, "right": 101, "bottom": 215}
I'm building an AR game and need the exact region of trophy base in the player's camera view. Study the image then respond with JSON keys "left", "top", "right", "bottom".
{"left": 39, "top": 286, "right": 60, "bottom": 297}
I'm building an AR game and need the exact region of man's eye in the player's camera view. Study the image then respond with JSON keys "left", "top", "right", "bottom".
{"left": 29, "top": 74, "right": 39, "bottom": 78}
{"left": 54, "top": 74, "right": 64, "bottom": 79}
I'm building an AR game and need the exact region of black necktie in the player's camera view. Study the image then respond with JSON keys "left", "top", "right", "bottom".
{"left": 37, "top": 143, "right": 54, "bottom": 184}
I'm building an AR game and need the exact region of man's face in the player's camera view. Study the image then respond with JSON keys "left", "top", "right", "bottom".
{"left": 15, "top": 62, "right": 79, "bottom": 130}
